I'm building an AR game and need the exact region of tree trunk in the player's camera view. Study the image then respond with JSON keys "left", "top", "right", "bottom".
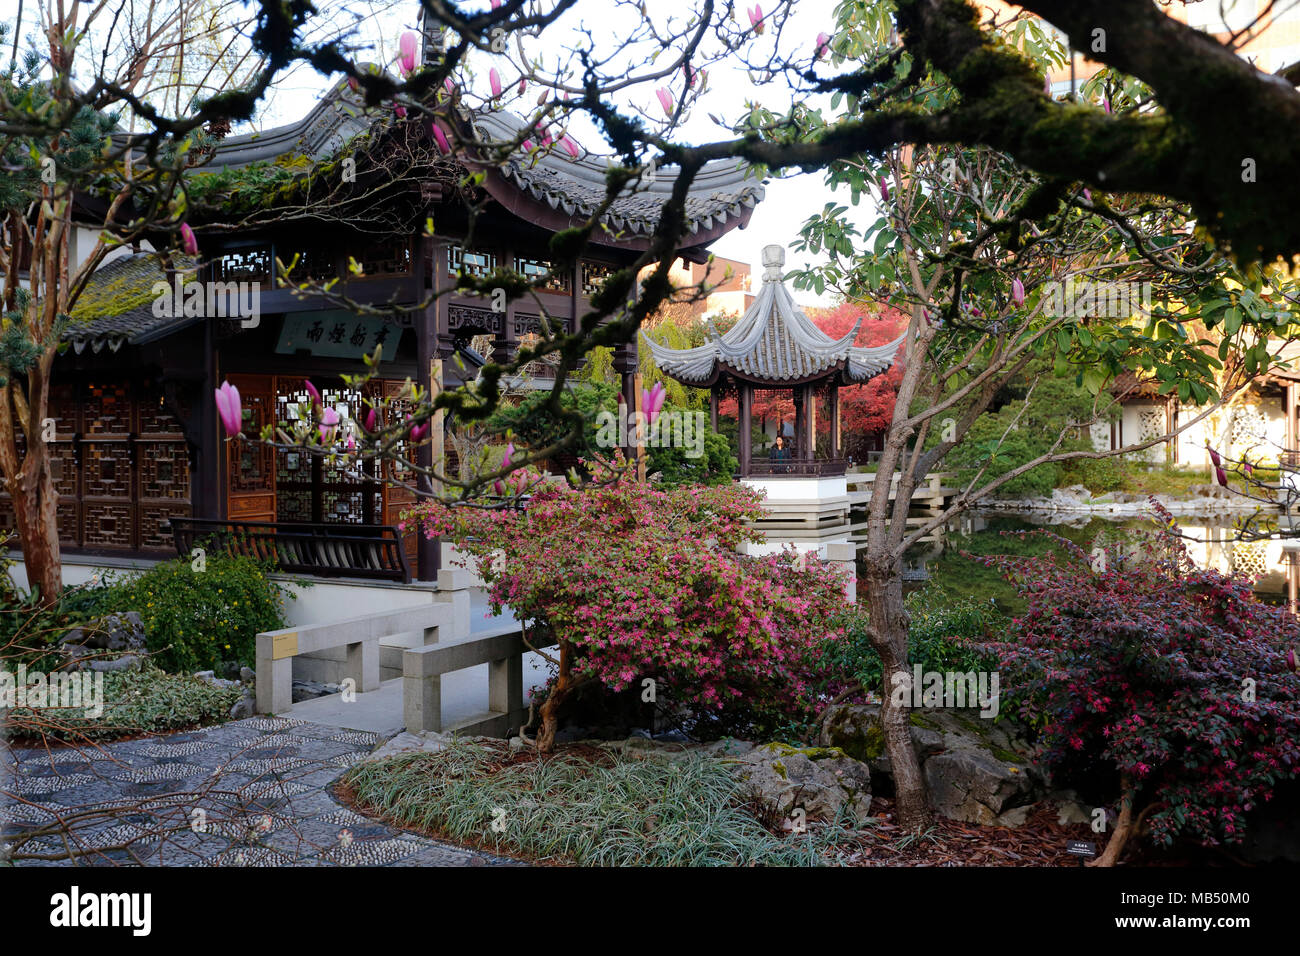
{"left": 862, "top": 557, "right": 932, "bottom": 831}
{"left": 534, "top": 640, "right": 574, "bottom": 754}
{"left": 1089, "top": 779, "right": 1140, "bottom": 867}
{"left": 8, "top": 436, "right": 62, "bottom": 606}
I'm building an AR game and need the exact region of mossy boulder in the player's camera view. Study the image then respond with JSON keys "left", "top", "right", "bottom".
{"left": 728, "top": 742, "right": 873, "bottom": 828}
{"left": 819, "top": 703, "right": 1043, "bottom": 827}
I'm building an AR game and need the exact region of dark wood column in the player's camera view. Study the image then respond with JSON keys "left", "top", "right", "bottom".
{"left": 709, "top": 388, "right": 718, "bottom": 433}
{"left": 739, "top": 382, "right": 752, "bottom": 476}
{"left": 829, "top": 384, "right": 840, "bottom": 459}
{"left": 415, "top": 237, "right": 440, "bottom": 582}
{"left": 793, "top": 386, "right": 805, "bottom": 459}
{"left": 202, "top": 316, "right": 223, "bottom": 520}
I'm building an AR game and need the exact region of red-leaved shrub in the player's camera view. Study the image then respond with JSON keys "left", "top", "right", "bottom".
{"left": 975, "top": 521, "right": 1300, "bottom": 864}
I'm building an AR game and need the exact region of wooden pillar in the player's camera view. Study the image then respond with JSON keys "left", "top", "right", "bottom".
{"left": 200, "top": 316, "right": 223, "bottom": 520}
{"left": 710, "top": 388, "right": 718, "bottom": 433}
{"left": 793, "top": 387, "right": 804, "bottom": 460}
{"left": 830, "top": 385, "right": 841, "bottom": 460}
{"left": 416, "top": 244, "right": 440, "bottom": 582}
{"left": 739, "top": 383, "right": 752, "bottom": 476}
{"left": 806, "top": 384, "right": 818, "bottom": 459}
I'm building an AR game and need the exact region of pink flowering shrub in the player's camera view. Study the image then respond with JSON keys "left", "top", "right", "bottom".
{"left": 410, "top": 460, "right": 849, "bottom": 750}
{"left": 974, "top": 523, "right": 1300, "bottom": 864}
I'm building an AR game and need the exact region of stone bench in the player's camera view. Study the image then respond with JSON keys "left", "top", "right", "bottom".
{"left": 403, "top": 624, "right": 557, "bottom": 737}
{"left": 255, "top": 603, "right": 456, "bottom": 714}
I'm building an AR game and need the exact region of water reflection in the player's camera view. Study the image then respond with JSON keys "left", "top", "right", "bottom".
{"left": 901, "top": 509, "right": 1294, "bottom": 607}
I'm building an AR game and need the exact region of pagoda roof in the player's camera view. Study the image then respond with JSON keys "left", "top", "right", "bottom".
{"left": 642, "top": 245, "right": 905, "bottom": 387}
{"left": 192, "top": 81, "right": 763, "bottom": 251}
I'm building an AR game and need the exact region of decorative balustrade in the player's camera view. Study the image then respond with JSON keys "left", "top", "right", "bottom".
{"left": 165, "top": 518, "right": 411, "bottom": 582}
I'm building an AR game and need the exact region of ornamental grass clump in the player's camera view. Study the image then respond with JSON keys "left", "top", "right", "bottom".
{"left": 410, "top": 459, "right": 850, "bottom": 751}
{"left": 344, "top": 737, "right": 857, "bottom": 866}
{"left": 974, "top": 517, "right": 1300, "bottom": 866}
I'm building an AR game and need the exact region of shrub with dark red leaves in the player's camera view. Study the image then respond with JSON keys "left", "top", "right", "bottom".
{"left": 974, "top": 523, "right": 1300, "bottom": 850}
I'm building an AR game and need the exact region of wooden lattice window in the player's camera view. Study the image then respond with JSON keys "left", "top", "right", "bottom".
{"left": 516, "top": 256, "right": 572, "bottom": 294}
{"left": 356, "top": 240, "right": 412, "bottom": 277}
{"left": 214, "top": 246, "right": 272, "bottom": 286}
{"left": 282, "top": 247, "right": 337, "bottom": 282}
{"left": 449, "top": 245, "right": 498, "bottom": 279}
{"left": 0, "top": 377, "right": 192, "bottom": 553}
{"left": 581, "top": 261, "right": 616, "bottom": 297}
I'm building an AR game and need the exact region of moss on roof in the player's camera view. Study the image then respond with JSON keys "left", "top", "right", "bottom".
{"left": 70, "top": 252, "right": 197, "bottom": 324}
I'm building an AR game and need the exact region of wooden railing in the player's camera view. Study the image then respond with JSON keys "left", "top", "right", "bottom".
{"left": 745, "top": 457, "right": 849, "bottom": 477}
{"left": 165, "top": 518, "right": 411, "bottom": 583}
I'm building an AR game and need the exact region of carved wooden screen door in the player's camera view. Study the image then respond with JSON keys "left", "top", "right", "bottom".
{"left": 221, "top": 375, "right": 417, "bottom": 562}
{"left": 223, "top": 373, "right": 277, "bottom": 523}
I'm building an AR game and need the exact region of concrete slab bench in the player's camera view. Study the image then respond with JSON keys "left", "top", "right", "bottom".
{"left": 403, "top": 624, "right": 557, "bottom": 738}
{"left": 255, "top": 603, "right": 456, "bottom": 714}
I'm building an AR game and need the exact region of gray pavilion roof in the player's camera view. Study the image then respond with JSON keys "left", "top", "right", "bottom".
{"left": 194, "top": 80, "right": 764, "bottom": 240}
{"left": 642, "top": 245, "right": 905, "bottom": 386}
{"left": 471, "top": 111, "right": 764, "bottom": 238}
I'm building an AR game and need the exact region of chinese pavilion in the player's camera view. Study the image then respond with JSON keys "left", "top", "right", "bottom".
{"left": 0, "top": 22, "right": 764, "bottom": 582}
{"left": 643, "top": 244, "right": 903, "bottom": 477}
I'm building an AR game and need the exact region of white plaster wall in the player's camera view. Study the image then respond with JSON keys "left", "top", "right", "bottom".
{"left": 742, "top": 475, "right": 847, "bottom": 502}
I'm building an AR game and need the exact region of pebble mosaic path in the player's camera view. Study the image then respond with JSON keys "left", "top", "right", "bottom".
{"left": 1, "top": 716, "right": 519, "bottom": 867}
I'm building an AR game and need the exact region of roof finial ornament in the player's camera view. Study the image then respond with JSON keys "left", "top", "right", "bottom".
{"left": 761, "top": 244, "right": 785, "bottom": 283}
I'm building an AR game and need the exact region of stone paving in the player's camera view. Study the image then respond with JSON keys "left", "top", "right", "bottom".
{"left": 1, "top": 716, "right": 519, "bottom": 867}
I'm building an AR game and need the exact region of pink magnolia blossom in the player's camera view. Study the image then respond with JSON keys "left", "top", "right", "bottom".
{"left": 816, "top": 32, "right": 831, "bottom": 59}
{"left": 561, "top": 135, "right": 579, "bottom": 158}
{"left": 214, "top": 381, "right": 241, "bottom": 437}
{"left": 180, "top": 222, "right": 198, "bottom": 257}
{"left": 431, "top": 123, "right": 450, "bottom": 153}
{"left": 318, "top": 407, "right": 340, "bottom": 444}
{"left": 489, "top": 68, "right": 502, "bottom": 98}
{"left": 304, "top": 379, "right": 322, "bottom": 410}
{"left": 398, "top": 31, "right": 418, "bottom": 75}
{"left": 748, "top": 5, "right": 764, "bottom": 33}
{"left": 656, "top": 87, "right": 674, "bottom": 116}
{"left": 1011, "top": 277, "right": 1025, "bottom": 307}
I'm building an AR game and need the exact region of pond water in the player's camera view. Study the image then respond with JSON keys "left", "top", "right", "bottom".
{"left": 891, "top": 509, "right": 1291, "bottom": 615}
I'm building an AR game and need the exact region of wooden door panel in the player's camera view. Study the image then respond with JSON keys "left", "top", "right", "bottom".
{"left": 224, "top": 373, "right": 277, "bottom": 523}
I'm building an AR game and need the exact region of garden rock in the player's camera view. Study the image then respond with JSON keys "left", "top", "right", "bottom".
{"left": 1048, "top": 789, "right": 1094, "bottom": 826}
{"left": 86, "top": 654, "right": 143, "bottom": 673}
{"left": 292, "top": 679, "right": 340, "bottom": 702}
{"left": 819, "top": 703, "right": 1040, "bottom": 826}
{"left": 229, "top": 692, "right": 256, "bottom": 720}
{"left": 923, "top": 747, "right": 1035, "bottom": 825}
{"left": 61, "top": 612, "right": 147, "bottom": 668}
{"left": 727, "top": 743, "right": 873, "bottom": 827}
{"left": 367, "top": 729, "right": 453, "bottom": 762}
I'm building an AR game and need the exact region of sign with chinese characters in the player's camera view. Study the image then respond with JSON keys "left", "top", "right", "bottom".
{"left": 275, "top": 311, "right": 398, "bottom": 361}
